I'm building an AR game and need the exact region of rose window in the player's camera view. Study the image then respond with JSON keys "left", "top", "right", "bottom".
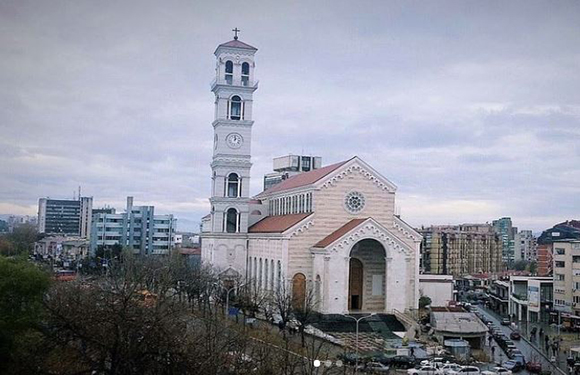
{"left": 345, "top": 191, "right": 365, "bottom": 213}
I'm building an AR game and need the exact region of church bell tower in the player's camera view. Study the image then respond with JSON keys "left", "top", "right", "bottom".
{"left": 202, "top": 30, "right": 258, "bottom": 274}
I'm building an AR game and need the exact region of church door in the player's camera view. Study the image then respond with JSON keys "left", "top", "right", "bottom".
{"left": 349, "top": 258, "right": 363, "bottom": 310}
{"left": 292, "top": 273, "right": 306, "bottom": 310}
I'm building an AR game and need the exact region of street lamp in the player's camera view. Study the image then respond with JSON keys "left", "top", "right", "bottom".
{"left": 341, "top": 313, "right": 376, "bottom": 373}
{"left": 219, "top": 282, "right": 245, "bottom": 318}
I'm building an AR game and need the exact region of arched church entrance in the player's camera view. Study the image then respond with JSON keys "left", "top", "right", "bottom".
{"left": 292, "top": 273, "right": 306, "bottom": 310}
{"left": 348, "top": 258, "right": 363, "bottom": 310}
{"left": 348, "top": 239, "right": 386, "bottom": 312}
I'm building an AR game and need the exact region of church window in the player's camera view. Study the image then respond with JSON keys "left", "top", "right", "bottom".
{"left": 225, "top": 208, "right": 239, "bottom": 233}
{"left": 264, "top": 259, "right": 269, "bottom": 290}
{"left": 345, "top": 191, "right": 366, "bottom": 214}
{"left": 270, "top": 259, "right": 275, "bottom": 290}
{"left": 227, "top": 173, "right": 240, "bottom": 198}
{"left": 277, "top": 260, "right": 282, "bottom": 292}
{"left": 225, "top": 60, "right": 233, "bottom": 84}
{"left": 241, "top": 62, "right": 250, "bottom": 86}
{"left": 230, "top": 95, "right": 242, "bottom": 120}
{"left": 259, "top": 258, "right": 263, "bottom": 289}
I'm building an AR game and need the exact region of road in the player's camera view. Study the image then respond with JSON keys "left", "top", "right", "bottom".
{"left": 475, "top": 305, "right": 565, "bottom": 375}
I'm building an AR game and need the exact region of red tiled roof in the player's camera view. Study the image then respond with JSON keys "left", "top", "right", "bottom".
{"left": 249, "top": 213, "right": 312, "bottom": 233}
{"left": 313, "top": 218, "right": 368, "bottom": 248}
{"left": 256, "top": 159, "right": 351, "bottom": 197}
{"left": 218, "top": 39, "right": 258, "bottom": 50}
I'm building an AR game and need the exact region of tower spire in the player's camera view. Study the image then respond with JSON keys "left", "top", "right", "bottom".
{"left": 232, "top": 27, "right": 240, "bottom": 40}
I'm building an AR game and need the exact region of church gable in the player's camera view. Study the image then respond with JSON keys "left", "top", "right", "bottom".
{"left": 315, "top": 157, "right": 397, "bottom": 194}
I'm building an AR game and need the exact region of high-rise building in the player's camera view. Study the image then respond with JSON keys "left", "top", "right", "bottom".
{"left": 514, "top": 229, "right": 537, "bottom": 262}
{"left": 492, "top": 217, "right": 517, "bottom": 265}
{"left": 90, "top": 197, "right": 176, "bottom": 256}
{"left": 552, "top": 240, "right": 580, "bottom": 315}
{"left": 536, "top": 220, "right": 580, "bottom": 276}
{"left": 38, "top": 197, "right": 93, "bottom": 237}
{"left": 263, "top": 154, "right": 322, "bottom": 190}
{"left": 419, "top": 224, "right": 503, "bottom": 277}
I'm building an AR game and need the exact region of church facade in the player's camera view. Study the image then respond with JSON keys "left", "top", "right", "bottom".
{"left": 201, "top": 36, "right": 422, "bottom": 314}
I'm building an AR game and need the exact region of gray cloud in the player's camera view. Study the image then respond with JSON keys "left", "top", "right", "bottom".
{"left": 1, "top": 0, "right": 579, "bottom": 232}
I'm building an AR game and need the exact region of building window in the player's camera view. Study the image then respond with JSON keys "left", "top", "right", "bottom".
{"left": 227, "top": 173, "right": 241, "bottom": 198}
{"left": 230, "top": 95, "right": 242, "bottom": 120}
{"left": 556, "top": 261, "right": 566, "bottom": 268}
{"left": 556, "top": 247, "right": 566, "bottom": 255}
{"left": 241, "top": 62, "right": 249, "bottom": 86}
{"left": 225, "top": 60, "right": 233, "bottom": 84}
{"left": 556, "top": 274, "right": 565, "bottom": 281}
{"left": 225, "top": 208, "right": 239, "bottom": 233}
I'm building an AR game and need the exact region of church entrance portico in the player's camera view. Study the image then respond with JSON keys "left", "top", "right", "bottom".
{"left": 348, "top": 239, "right": 386, "bottom": 312}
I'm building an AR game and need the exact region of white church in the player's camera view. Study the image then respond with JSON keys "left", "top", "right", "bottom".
{"left": 201, "top": 35, "right": 422, "bottom": 315}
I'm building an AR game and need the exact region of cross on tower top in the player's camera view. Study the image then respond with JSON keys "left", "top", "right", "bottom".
{"left": 232, "top": 27, "right": 240, "bottom": 40}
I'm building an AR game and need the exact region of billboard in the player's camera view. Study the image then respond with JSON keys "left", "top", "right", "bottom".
{"left": 528, "top": 279, "right": 541, "bottom": 313}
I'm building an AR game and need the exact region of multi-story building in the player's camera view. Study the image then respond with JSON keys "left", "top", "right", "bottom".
{"left": 90, "top": 197, "right": 176, "bottom": 256}
{"left": 419, "top": 224, "right": 503, "bottom": 277}
{"left": 509, "top": 276, "right": 553, "bottom": 323}
{"left": 514, "top": 229, "right": 537, "bottom": 262}
{"left": 537, "top": 220, "right": 580, "bottom": 276}
{"left": 492, "top": 217, "right": 517, "bottom": 265}
{"left": 38, "top": 197, "right": 93, "bottom": 237}
{"left": 263, "top": 154, "right": 322, "bottom": 190}
{"left": 552, "top": 240, "right": 580, "bottom": 315}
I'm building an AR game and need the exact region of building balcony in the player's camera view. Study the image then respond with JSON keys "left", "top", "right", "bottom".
{"left": 211, "top": 77, "right": 259, "bottom": 90}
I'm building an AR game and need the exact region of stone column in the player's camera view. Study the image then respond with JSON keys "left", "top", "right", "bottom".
{"left": 323, "top": 256, "right": 331, "bottom": 313}
{"left": 405, "top": 257, "right": 413, "bottom": 312}
{"left": 384, "top": 257, "right": 393, "bottom": 312}
{"left": 343, "top": 256, "right": 350, "bottom": 314}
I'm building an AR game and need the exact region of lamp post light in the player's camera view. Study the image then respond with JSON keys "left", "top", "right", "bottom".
{"left": 341, "top": 313, "right": 376, "bottom": 373}
{"left": 222, "top": 282, "right": 245, "bottom": 318}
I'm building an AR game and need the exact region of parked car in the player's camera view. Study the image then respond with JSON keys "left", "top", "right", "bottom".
{"left": 389, "top": 355, "right": 416, "bottom": 369}
{"left": 501, "top": 318, "right": 511, "bottom": 326}
{"left": 441, "top": 364, "right": 463, "bottom": 374}
{"left": 509, "top": 331, "right": 521, "bottom": 340}
{"left": 447, "top": 366, "right": 480, "bottom": 374}
{"left": 511, "top": 354, "right": 525, "bottom": 367}
{"left": 481, "top": 368, "right": 512, "bottom": 375}
{"left": 357, "top": 361, "right": 390, "bottom": 373}
{"left": 507, "top": 349, "right": 522, "bottom": 359}
{"left": 407, "top": 366, "right": 443, "bottom": 375}
{"left": 337, "top": 352, "right": 360, "bottom": 365}
{"left": 502, "top": 360, "right": 523, "bottom": 373}
{"left": 525, "top": 361, "right": 542, "bottom": 373}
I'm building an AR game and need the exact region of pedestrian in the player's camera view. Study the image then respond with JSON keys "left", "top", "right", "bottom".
{"left": 540, "top": 327, "right": 544, "bottom": 337}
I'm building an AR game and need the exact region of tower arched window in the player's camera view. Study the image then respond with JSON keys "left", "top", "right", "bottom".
{"left": 229, "top": 95, "right": 242, "bottom": 120}
{"left": 241, "top": 62, "right": 250, "bottom": 86}
{"left": 225, "top": 60, "right": 233, "bottom": 85}
{"left": 225, "top": 208, "right": 239, "bottom": 233}
{"left": 226, "top": 173, "right": 241, "bottom": 198}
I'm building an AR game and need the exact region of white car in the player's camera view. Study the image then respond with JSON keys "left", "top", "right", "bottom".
{"left": 481, "top": 369, "right": 512, "bottom": 375}
{"left": 408, "top": 366, "right": 443, "bottom": 375}
{"left": 441, "top": 363, "right": 463, "bottom": 374}
{"left": 448, "top": 366, "right": 480, "bottom": 375}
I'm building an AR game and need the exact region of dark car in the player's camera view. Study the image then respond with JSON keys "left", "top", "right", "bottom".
{"left": 510, "top": 331, "right": 521, "bottom": 340}
{"left": 387, "top": 355, "right": 416, "bottom": 369}
{"left": 512, "top": 354, "right": 526, "bottom": 366}
{"left": 501, "top": 318, "right": 511, "bottom": 326}
{"left": 503, "top": 360, "right": 524, "bottom": 372}
{"left": 337, "top": 352, "right": 361, "bottom": 365}
{"left": 526, "top": 361, "right": 542, "bottom": 373}
{"left": 508, "top": 349, "right": 523, "bottom": 359}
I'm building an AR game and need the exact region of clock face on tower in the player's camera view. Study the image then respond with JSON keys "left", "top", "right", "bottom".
{"left": 226, "top": 133, "right": 243, "bottom": 149}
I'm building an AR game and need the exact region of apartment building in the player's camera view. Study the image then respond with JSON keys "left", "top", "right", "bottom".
{"left": 514, "top": 229, "right": 537, "bottom": 262}
{"left": 90, "top": 197, "right": 176, "bottom": 256}
{"left": 553, "top": 240, "right": 580, "bottom": 315}
{"left": 38, "top": 197, "right": 93, "bottom": 237}
{"left": 537, "top": 220, "right": 580, "bottom": 276}
{"left": 419, "top": 224, "right": 503, "bottom": 277}
{"left": 492, "top": 217, "right": 517, "bottom": 265}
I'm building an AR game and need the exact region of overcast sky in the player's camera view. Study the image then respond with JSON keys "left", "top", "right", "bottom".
{"left": 1, "top": 0, "right": 579, "bottom": 232}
